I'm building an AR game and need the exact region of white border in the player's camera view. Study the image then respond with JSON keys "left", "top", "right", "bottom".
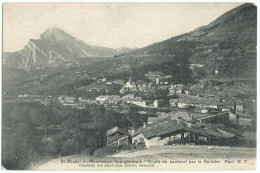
{"left": 0, "top": 1, "right": 259, "bottom": 173}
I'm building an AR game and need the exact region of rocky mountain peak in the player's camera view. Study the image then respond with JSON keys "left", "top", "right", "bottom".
{"left": 3, "top": 27, "right": 133, "bottom": 71}
{"left": 40, "top": 27, "right": 71, "bottom": 41}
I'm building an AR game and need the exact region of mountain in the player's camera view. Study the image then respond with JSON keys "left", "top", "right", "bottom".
{"left": 80, "top": 3, "right": 257, "bottom": 80}
{"left": 3, "top": 28, "right": 132, "bottom": 71}
{"left": 2, "top": 65, "right": 31, "bottom": 91}
{"left": 121, "top": 3, "right": 256, "bottom": 77}
{"left": 115, "top": 47, "right": 137, "bottom": 54}
{"left": 3, "top": 3, "right": 257, "bottom": 96}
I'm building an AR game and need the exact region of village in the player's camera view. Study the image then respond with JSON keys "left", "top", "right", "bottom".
{"left": 4, "top": 70, "right": 256, "bottom": 150}
{"left": 1, "top": 3, "right": 257, "bottom": 170}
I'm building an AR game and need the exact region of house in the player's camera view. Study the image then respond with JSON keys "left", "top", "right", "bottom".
{"left": 235, "top": 102, "right": 244, "bottom": 112}
{"left": 107, "top": 95, "right": 121, "bottom": 104}
{"left": 78, "top": 97, "right": 87, "bottom": 105}
{"left": 120, "top": 93, "right": 135, "bottom": 101}
{"left": 169, "top": 99, "right": 178, "bottom": 107}
{"left": 201, "top": 108, "right": 209, "bottom": 113}
{"left": 96, "top": 95, "right": 121, "bottom": 105}
{"left": 157, "top": 85, "right": 169, "bottom": 90}
{"left": 120, "top": 77, "right": 147, "bottom": 93}
{"left": 217, "top": 99, "right": 235, "bottom": 110}
{"left": 171, "top": 111, "right": 192, "bottom": 121}
{"left": 132, "top": 129, "right": 146, "bottom": 144}
{"left": 174, "top": 95, "right": 235, "bottom": 110}
{"left": 120, "top": 94, "right": 147, "bottom": 107}
{"left": 58, "top": 96, "right": 76, "bottom": 106}
{"left": 154, "top": 99, "right": 164, "bottom": 107}
{"left": 145, "top": 100, "right": 154, "bottom": 108}
{"left": 200, "top": 94, "right": 215, "bottom": 98}
{"left": 194, "top": 112, "right": 229, "bottom": 124}
{"left": 106, "top": 126, "right": 130, "bottom": 146}
{"left": 221, "top": 107, "right": 231, "bottom": 112}
{"left": 89, "top": 87, "right": 103, "bottom": 92}
{"left": 40, "top": 100, "right": 51, "bottom": 106}
{"left": 101, "top": 78, "right": 107, "bottom": 82}
{"left": 131, "top": 115, "right": 237, "bottom": 148}
{"left": 147, "top": 117, "right": 162, "bottom": 124}
{"left": 18, "top": 94, "right": 29, "bottom": 98}
{"left": 194, "top": 108, "right": 209, "bottom": 114}
{"left": 144, "top": 71, "right": 164, "bottom": 82}
{"left": 155, "top": 76, "right": 171, "bottom": 85}
{"left": 136, "top": 80, "right": 147, "bottom": 87}
{"left": 133, "top": 100, "right": 147, "bottom": 107}
{"left": 63, "top": 97, "right": 76, "bottom": 106}
{"left": 96, "top": 95, "right": 108, "bottom": 103}
{"left": 175, "top": 89, "right": 182, "bottom": 95}
{"left": 125, "top": 77, "right": 134, "bottom": 88}
{"left": 169, "top": 84, "right": 183, "bottom": 95}
{"left": 177, "top": 102, "right": 187, "bottom": 108}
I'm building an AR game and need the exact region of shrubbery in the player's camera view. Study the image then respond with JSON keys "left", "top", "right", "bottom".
{"left": 2, "top": 102, "right": 142, "bottom": 170}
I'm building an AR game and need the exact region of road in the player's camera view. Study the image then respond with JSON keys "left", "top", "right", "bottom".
{"left": 111, "top": 145, "right": 256, "bottom": 159}
{"left": 35, "top": 145, "right": 256, "bottom": 171}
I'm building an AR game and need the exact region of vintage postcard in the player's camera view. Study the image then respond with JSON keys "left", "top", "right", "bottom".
{"left": 1, "top": 2, "right": 257, "bottom": 170}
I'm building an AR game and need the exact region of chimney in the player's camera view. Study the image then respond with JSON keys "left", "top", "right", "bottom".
{"left": 186, "top": 121, "right": 192, "bottom": 127}
{"left": 128, "top": 129, "right": 135, "bottom": 135}
{"left": 143, "top": 122, "right": 147, "bottom": 128}
{"left": 177, "top": 117, "right": 183, "bottom": 124}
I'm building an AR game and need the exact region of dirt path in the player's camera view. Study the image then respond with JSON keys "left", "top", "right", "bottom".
{"left": 35, "top": 145, "right": 256, "bottom": 170}
{"left": 111, "top": 145, "right": 256, "bottom": 159}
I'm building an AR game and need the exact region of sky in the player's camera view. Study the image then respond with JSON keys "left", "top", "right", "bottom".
{"left": 3, "top": 2, "right": 244, "bottom": 52}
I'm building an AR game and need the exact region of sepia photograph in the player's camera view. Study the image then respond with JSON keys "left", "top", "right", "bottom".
{"left": 1, "top": 1, "right": 257, "bottom": 170}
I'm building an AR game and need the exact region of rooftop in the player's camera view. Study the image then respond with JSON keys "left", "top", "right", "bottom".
{"left": 132, "top": 112, "right": 241, "bottom": 140}
{"left": 106, "top": 126, "right": 127, "bottom": 136}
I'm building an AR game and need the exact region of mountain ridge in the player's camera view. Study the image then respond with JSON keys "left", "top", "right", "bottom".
{"left": 3, "top": 27, "right": 133, "bottom": 71}
{"left": 122, "top": 3, "right": 256, "bottom": 77}
{"left": 2, "top": 3, "right": 257, "bottom": 96}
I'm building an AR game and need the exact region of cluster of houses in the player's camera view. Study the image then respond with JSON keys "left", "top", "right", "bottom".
{"left": 57, "top": 95, "right": 97, "bottom": 109}
{"left": 120, "top": 73, "right": 188, "bottom": 96}
{"left": 57, "top": 70, "right": 245, "bottom": 116}
{"left": 95, "top": 94, "right": 165, "bottom": 108}
{"left": 120, "top": 77, "right": 156, "bottom": 94}
{"left": 106, "top": 111, "right": 255, "bottom": 148}
{"left": 54, "top": 70, "right": 252, "bottom": 150}
{"left": 170, "top": 95, "right": 244, "bottom": 113}
{"left": 104, "top": 71, "right": 253, "bottom": 148}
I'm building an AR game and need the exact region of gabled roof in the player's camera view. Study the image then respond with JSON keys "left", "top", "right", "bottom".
{"left": 195, "top": 112, "right": 228, "bottom": 121}
{"left": 106, "top": 126, "right": 127, "bottom": 136}
{"left": 133, "top": 115, "right": 238, "bottom": 139}
{"left": 148, "top": 117, "right": 162, "bottom": 124}
{"left": 217, "top": 128, "right": 236, "bottom": 138}
{"left": 170, "top": 99, "right": 178, "bottom": 103}
{"left": 171, "top": 111, "right": 191, "bottom": 121}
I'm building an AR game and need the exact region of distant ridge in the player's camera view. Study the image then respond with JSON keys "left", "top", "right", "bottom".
{"left": 3, "top": 27, "right": 132, "bottom": 71}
